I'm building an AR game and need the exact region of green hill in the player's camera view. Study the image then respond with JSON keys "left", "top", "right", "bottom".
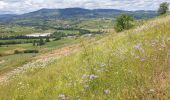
{"left": 0, "top": 8, "right": 157, "bottom": 25}
{"left": 0, "top": 15, "right": 169, "bottom": 99}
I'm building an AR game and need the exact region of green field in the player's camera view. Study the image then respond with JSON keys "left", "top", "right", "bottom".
{"left": 0, "top": 37, "right": 82, "bottom": 74}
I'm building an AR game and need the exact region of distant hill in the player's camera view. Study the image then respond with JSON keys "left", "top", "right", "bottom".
{"left": 0, "top": 8, "right": 158, "bottom": 24}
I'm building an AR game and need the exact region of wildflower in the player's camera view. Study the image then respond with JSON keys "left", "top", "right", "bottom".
{"left": 100, "top": 63, "right": 106, "bottom": 67}
{"left": 59, "top": 94, "right": 66, "bottom": 100}
{"left": 89, "top": 74, "right": 98, "bottom": 80}
{"left": 84, "top": 85, "right": 89, "bottom": 89}
{"left": 141, "top": 58, "right": 145, "bottom": 62}
{"left": 104, "top": 89, "right": 110, "bottom": 94}
{"left": 134, "top": 44, "right": 141, "bottom": 50}
{"left": 82, "top": 74, "right": 87, "bottom": 79}
{"left": 84, "top": 80, "right": 88, "bottom": 83}
{"left": 160, "top": 43, "right": 166, "bottom": 48}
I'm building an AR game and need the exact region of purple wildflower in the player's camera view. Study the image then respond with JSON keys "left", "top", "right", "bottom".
{"left": 134, "top": 44, "right": 141, "bottom": 50}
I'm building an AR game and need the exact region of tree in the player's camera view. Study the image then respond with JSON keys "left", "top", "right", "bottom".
{"left": 158, "top": 2, "right": 169, "bottom": 15}
{"left": 45, "top": 37, "right": 50, "bottom": 42}
{"left": 39, "top": 38, "right": 45, "bottom": 46}
{"left": 114, "top": 14, "right": 134, "bottom": 32}
{"left": 33, "top": 40, "right": 37, "bottom": 46}
{"left": 52, "top": 32, "right": 64, "bottom": 40}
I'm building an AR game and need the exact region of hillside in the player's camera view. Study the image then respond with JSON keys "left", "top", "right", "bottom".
{"left": 0, "top": 8, "right": 157, "bottom": 24}
{"left": 0, "top": 14, "right": 169, "bottom": 99}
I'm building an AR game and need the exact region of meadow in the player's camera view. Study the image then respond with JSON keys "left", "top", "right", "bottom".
{"left": 0, "top": 15, "right": 169, "bottom": 99}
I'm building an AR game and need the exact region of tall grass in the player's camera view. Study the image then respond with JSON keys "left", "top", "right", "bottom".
{"left": 0, "top": 16, "right": 170, "bottom": 99}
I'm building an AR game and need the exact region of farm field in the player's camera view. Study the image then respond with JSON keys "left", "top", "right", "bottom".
{"left": 0, "top": 37, "right": 83, "bottom": 74}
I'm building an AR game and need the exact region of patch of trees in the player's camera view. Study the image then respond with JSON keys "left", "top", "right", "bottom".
{"left": 0, "top": 40, "right": 35, "bottom": 45}
{"left": 51, "top": 32, "right": 65, "bottom": 40}
{"left": 0, "top": 37, "right": 50, "bottom": 46}
{"left": 32, "top": 38, "right": 48, "bottom": 46}
{"left": 0, "top": 35, "right": 42, "bottom": 40}
{"left": 79, "top": 29, "right": 103, "bottom": 35}
{"left": 51, "top": 29, "right": 103, "bottom": 40}
{"left": 53, "top": 27, "right": 80, "bottom": 31}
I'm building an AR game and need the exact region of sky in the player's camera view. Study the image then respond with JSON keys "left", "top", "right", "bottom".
{"left": 0, "top": 0, "right": 170, "bottom": 14}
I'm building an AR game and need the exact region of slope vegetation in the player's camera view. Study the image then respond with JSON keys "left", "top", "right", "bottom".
{"left": 0, "top": 15, "right": 170, "bottom": 99}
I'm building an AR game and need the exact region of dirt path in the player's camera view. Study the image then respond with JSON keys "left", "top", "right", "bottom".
{"left": 0, "top": 44, "right": 80, "bottom": 84}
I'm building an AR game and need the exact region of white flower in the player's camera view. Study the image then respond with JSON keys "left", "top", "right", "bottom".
{"left": 89, "top": 74, "right": 98, "bottom": 80}
{"left": 84, "top": 85, "right": 89, "bottom": 89}
{"left": 104, "top": 89, "right": 110, "bottom": 94}
{"left": 100, "top": 63, "right": 106, "bottom": 67}
{"left": 59, "top": 94, "right": 66, "bottom": 100}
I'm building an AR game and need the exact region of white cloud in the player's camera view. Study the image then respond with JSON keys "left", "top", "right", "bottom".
{"left": 0, "top": 0, "right": 170, "bottom": 14}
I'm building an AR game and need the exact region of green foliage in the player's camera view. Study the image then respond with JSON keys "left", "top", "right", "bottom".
{"left": 23, "top": 50, "right": 39, "bottom": 53}
{"left": 114, "top": 14, "right": 134, "bottom": 32}
{"left": 158, "top": 2, "right": 169, "bottom": 15}
{"left": 52, "top": 32, "right": 64, "bottom": 40}
{"left": 39, "top": 38, "right": 45, "bottom": 46}
{"left": 45, "top": 37, "right": 50, "bottom": 42}
{"left": 14, "top": 50, "right": 20, "bottom": 54}
{"left": 33, "top": 40, "right": 36, "bottom": 46}
{"left": 14, "top": 49, "right": 39, "bottom": 54}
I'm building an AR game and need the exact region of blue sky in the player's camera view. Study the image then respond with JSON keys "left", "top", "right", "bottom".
{"left": 0, "top": 0, "right": 170, "bottom": 14}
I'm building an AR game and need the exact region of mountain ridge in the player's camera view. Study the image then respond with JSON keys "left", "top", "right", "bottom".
{"left": 0, "top": 8, "right": 158, "bottom": 24}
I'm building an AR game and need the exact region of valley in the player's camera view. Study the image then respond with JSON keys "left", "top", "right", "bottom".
{"left": 0, "top": 6, "right": 169, "bottom": 99}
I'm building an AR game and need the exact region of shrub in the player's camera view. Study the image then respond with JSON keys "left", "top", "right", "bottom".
{"left": 158, "top": 2, "right": 169, "bottom": 15}
{"left": 114, "top": 14, "right": 134, "bottom": 32}
{"left": 39, "top": 38, "right": 45, "bottom": 46}
{"left": 45, "top": 37, "right": 50, "bottom": 42}
{"left": 14, "top": 50, "right": 22, "bottom": 54}
{"left": 52, "top": 32, "right": 65, "bottom": 40}
{"left": 23, "top": 50, "right": 39, "bottom": 53}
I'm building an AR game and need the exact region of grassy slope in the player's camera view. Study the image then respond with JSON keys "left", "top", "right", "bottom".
{"left": 0, "top": 15, "right": 170, "bottom": 99}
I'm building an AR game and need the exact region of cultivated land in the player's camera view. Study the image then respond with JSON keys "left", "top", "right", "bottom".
{"left": 0, "top": 14, "right": 169, "bottom": 99}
